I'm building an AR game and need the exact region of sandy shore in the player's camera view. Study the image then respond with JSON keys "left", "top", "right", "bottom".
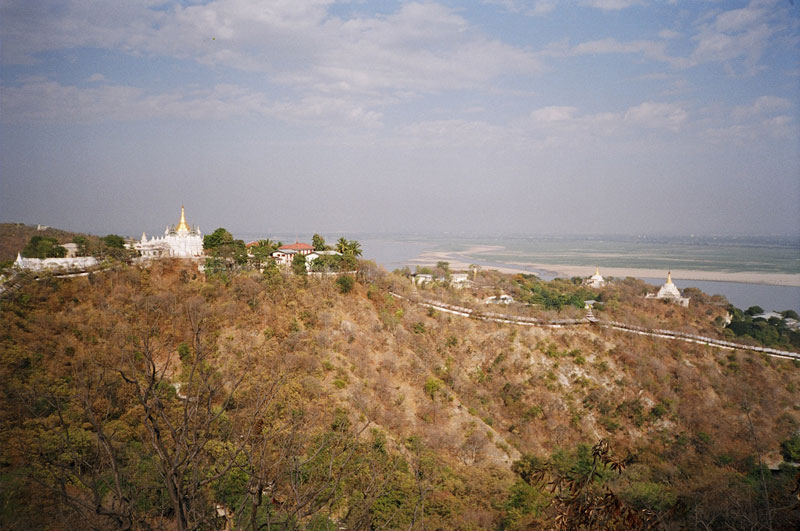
{"left": 409, "top": 249, "right": 800, "bottom": 287}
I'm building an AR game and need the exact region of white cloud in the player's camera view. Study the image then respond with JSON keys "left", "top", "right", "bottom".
{"left": 531, "top": 105, "right": 578, "bottom": 122}
{"left": 564, "top": 38, "right": 686, "bottom": 67}
{"left": 547, "top": 0, "right": 793, "bottom": 74}
{"left": 0, "top": 79, "right": 382, "bottom": 128}
{"left": 487, "top": 0, "right": 560, "bottom": 15}
{"left": 87, "top": 73, "right": 106, "bottom": 83}
{"left": 1, "top": 0, "right": 541, "bottom": 101}
{"left": 624, "top": 101, "right": 687, "bottom": 130}
{"left": 581, "top": 0, "right": 643, "bottom": 10}
{"left": 688, "top": 0, "right": 789, "bottom": 74}
{"left": 485, "top": 0, "right": 645, "bottom": 14}
{"left": 393, "top": 118, "right": 525, "bottom": 150}
{"left": 732, "top": 95, "right": 792, "bottom": 120}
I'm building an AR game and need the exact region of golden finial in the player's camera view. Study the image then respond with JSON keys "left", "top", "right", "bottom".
{"left": 666, "top": 271, "right": 672, "bottom": 284}
{"left": 177, "top": 205, "right": 190, "bottom": 232}
{"left": 595, "top": 266, "right": 600, "bottom": 276}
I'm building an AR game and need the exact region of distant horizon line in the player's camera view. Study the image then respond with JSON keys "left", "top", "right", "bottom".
{"left": 3, "top": 221, "right": 799, "bottom": 244}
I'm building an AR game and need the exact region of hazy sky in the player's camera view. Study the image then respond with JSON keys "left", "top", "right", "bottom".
{"left": 1, "top": 0, "right": 799, "bottom": 237}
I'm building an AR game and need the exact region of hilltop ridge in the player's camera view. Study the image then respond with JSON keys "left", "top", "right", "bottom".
{"left": 1, "top": 259, "right": 798, "bottom": 529}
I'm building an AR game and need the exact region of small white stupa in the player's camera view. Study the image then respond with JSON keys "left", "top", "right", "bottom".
{"left": 585, "top": 266, "right": 606, "bottom": 288}
{"left": 646, "top": 271, "right": 690, "bottom": 307}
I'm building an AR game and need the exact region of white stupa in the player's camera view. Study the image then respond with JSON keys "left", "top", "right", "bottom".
{"left": 585, "top": 266, "right": 606, "bottom": 288}
{"left": 646, "top": 271, "right": 690, "bottom": 307}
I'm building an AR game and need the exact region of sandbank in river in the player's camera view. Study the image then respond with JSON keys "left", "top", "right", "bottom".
{"left": 409, "top": 246, "right": 800, "bottom": 287}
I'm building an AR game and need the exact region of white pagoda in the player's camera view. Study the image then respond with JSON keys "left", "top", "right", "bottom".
{"left": 646, "top": 272, "right": 690, "bottom": 307}
{"left": 135, "top": 206, "right": 204, "bottom": 259}
{"left": 584, "top": 266, "right": 606, "bottom": 288}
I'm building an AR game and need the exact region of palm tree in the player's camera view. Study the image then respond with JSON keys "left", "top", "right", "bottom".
{"left": 257, "top": 239, "right": 279, "bottom": 252}
{"left": 347, "top": 239, "right": 362, "bottom": 257}
{"left": 336, "top": 237, "right": 349, "bottom": 254}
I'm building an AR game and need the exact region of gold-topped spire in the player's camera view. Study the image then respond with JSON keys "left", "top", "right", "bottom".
{"left": 595, "top": 266, "right": 600, "bottom": 276}
{"left": 666, "top": 271, "right": 672, "bottom": 284}
{"left": 177, "top": 205, "right": 190, "bottom": 232}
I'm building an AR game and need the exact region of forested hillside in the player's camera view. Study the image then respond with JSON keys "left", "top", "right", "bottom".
{"left": 0, "top": 223, "right": 101, "bottom": 264}
{"left": 1, "top": 261, "right": 798, "bottom": 529}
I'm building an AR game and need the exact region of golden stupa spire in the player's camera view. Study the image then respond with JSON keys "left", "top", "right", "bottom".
{"left": 177, "top": 205, "right": 190, "bottom": 232}
{"left": 666, "top": 271, "right": 672, "bottom": 284}
{"left": 595, "top": 266, "right": 600, "bottom": 276}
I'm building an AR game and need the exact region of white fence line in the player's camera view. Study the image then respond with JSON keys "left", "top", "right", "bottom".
{"left": 389, "top": 292, "right": 800, "bottom": 361}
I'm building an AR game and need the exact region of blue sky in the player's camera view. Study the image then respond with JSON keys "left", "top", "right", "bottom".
{"left": 1, "top": 0, "right": 798, "bottom": 237}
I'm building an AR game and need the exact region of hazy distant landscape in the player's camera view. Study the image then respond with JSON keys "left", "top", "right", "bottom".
{"left": 3, "top": 0, "right": 800, "bottom": 529}
{"left": 433, "top": 235, "right": 800, "bottom": 275}
{"left": 240, "top": 231, "right": 800, "bottom": 312}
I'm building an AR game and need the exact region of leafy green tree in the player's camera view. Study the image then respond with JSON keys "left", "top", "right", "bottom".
{"left": 745, "top": 305, "right": 764, "bottom": 316}
{"left": 101, "top": 234, "right": 126, "bottom": 249}
{"left": 21, "top": 236, "right": 67, "bottom": 258}
{"left": 72, "top": 235, "right": 89, "bottom": 256}
{"left": 310, "top": 254, "right": 339, "bottom": 272}
{"left": 336, "top": 274, "right": 354, "bottom": 293}
{"left": 248, "top": 240, "right": 279, "bottom": 268}
{"left": 204, "top": 228, "right": 235, "bottom": 250}
{"left": 423, "top": 377, "right": 442, "bottom": 400}
{"left": 292, "top": 253, "right": 307, "bottom": 275}
{"left": 312, "top": 234, "right": 328, "bottom": 251}
{"left": 96, "top": 234, "right": 136, "bottom": 261}
{"left": 513, "top": 441, "right": 656, "bottom": 529}
{"left": 780, "top": 433, "right": 800, "bottom": 462}
{"left": 435, "top": 261, "right": 450, "bottom": 280}
{"left": 340, "top": 253, "right": 358, "bottom": 271}
{"left": 423, "top": 377, "right": 444, "bottom": 422}
{"left": 202, "top": 228, "right": 246, "bottom": 272}
{"left": 262, "top": 257, "right": 282, "bottom": 284}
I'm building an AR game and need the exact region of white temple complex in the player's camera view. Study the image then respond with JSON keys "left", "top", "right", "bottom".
{"left": 646, "top": 272, "right": 690, "bottom": 307}
{"left": 134, "top": 206, "right": 204, "bottom": 259}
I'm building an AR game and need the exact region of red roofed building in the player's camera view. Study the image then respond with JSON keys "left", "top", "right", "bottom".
{"left": 273, "top": 242, "right": 314, "bottom": 266}
{"left": 279, "top": 242, "right": 314, "bottom": 253}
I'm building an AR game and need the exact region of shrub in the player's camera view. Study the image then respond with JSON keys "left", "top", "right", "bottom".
{"left": 620, "top": 481, "right": 676, "bottom": 512}
{"left": 336, "top": 274, "right": 355, "bottom": 293}
{"left": 780, "top": 433, "right": 800, "bottom": 462}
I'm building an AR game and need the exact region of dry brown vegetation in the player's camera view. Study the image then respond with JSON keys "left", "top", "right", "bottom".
{"left": 1, "top": 261, "right": 798, "bottom": 529}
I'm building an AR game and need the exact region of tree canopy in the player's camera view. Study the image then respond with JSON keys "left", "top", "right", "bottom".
{"left": 312, "top": 234, "right": 328, "bottom": 251}
{"left": 291, "top": 253, "right": 307, "bottom": 275}
{"left": 204, "top": 228, "right": 235, "bottom": 250}
{"left": 21, "top": 235, "right": 67, "bottom": 258}
{"left": 335, "top": 238, "right": 362, "bottom": 257}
